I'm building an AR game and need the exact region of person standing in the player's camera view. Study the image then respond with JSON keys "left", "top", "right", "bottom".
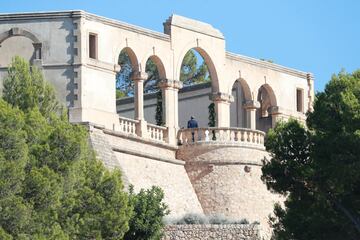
{"left": 187, "top": 116, "right": 198, "bottom": 142}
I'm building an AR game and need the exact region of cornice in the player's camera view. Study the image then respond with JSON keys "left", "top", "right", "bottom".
{"left": 226, "top": 52, "right": 311, "bottom": 79}
{"left": 0, "top": 10, "right": 170, "bottom": 42}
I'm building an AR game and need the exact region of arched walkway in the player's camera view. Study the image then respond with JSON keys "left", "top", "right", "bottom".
{"left": 230, "top": 78, "right": 252, "bottom": 128}
{"left": 178, "top": 48, "right": 213, "bottom": 128}
{"left": 256, "top": 84, "right": 277, "bottom": 132}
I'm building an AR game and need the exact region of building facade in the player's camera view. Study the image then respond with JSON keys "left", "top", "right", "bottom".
{"left": 0, "top": 10, "right": 314, "bottom": 238}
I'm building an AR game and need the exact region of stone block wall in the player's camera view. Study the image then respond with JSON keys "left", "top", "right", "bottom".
{"left": 163, "top": 224, "right": 261, "bottom": 240}
{"left": 177, "top": 143, "right": 283, "bottom": 238}
{"left": 88, "top": 124, "right": 204, "bottom": 219}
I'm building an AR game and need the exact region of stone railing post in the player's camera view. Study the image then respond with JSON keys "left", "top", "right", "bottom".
{"left": 159, "top": 79, "right": 183, "bottom": 145}
{"left": 243, "top": 100, "right": 260, "bottom": 130}
{"left": 131, "top": 71, "right": 148, "bottom": 138}
{"left": 210, "top": 92, "right": 234, "bottom": 127}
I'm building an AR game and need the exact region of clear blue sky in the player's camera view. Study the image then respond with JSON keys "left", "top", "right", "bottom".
{"left": 2, "top": 0, "right": 359, "bottom": 91}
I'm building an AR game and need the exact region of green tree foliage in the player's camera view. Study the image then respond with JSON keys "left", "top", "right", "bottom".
{"left": 1, "top": 57, "right": 170, "bottom": 239}
{"left": 208, "top": 103, "right": 216, "bottom": 127}
{"left": 124, "top": 186, "right": 170, "bottom": 240}
{"left": 3, "top": 56, "right": 60, "bottom": 117}
{"left": 116, "top": 49, "right": 211, "bottom": 126}
{"left": 116, "top": 49, "right": 210, "bottom": 98}
{"left": 0, "top": 57, "right": 133, "bottom": 239}
{"left": 117, "top": 51, "right": 134, "bottom": 97}
{"left": 262, "top": 70, "right": 360, "bottom": 240}
{"left": 180, "top": 49, "right": 210, "bottom": 86}
{"left": 155, "top": 91, "right": 164, "bottom": 126}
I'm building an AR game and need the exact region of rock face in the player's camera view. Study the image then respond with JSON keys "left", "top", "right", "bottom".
{"left": 163, "top": 224, "right": 261, "bottom": 240}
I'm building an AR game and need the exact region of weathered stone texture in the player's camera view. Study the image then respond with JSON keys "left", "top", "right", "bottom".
{"left": 163, "top": 224, "right": 261, "bottom": 240}
{"left": 89, "top": 127, "right": 204, "bottom": 219}
{"left": 177, "top": 144, "right": 283, "bottom": 238}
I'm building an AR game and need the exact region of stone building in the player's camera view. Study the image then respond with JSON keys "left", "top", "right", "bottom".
{"left": 0, "top": 10, "right": 314, "bottom": 239}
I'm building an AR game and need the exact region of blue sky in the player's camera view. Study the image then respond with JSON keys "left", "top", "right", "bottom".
{"left": 2, "top": 0, "right": 359, "bottom": 91}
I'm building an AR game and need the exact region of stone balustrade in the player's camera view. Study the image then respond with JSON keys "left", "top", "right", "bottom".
{"left": 118, "top": 116, "right": 168, "bottom": 143}
{"left": 147, "top": 123, "right": 168, "bottom": 143}
{"left": 177, "top": 127, "right": 265, "bottom": 148}
{"left": 119, "top": 116, "right": 139, "bottom": 135}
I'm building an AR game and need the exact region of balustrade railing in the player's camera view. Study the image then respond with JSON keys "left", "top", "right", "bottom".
{"left": 147, "top": 123, "right": 167, "bottom": 142}
{"left": 118, "top": 116, "right": 139, "bottom": 135}
{"left": 118, "top": 117, "right": 264, "bottom": 147}
{"left": 177, "top": 127, "right": 265, "bottom": 147}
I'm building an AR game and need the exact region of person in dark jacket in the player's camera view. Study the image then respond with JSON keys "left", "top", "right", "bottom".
{"left": 187, "top": 116, "right": 198, "bottom": 129}
{"left": 187, "top": 116, "right": 198, "bottom": 142}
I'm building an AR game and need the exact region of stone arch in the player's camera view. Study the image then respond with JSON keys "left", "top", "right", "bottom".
{"left": 256, "top": 83, "right": 277, "bottom": 132}
{"left": 177, "top": 43, "right": 219, "bottom": 92}
{"left": 258, "top": 83, "right": 277, "bottom": 107}
{"left": 0, "top": 27, "right": 41, "bottom": 45}
{"left": 230, "top": 78, "right": 252, "bottom": 128}
{"left": 0, "top": 28, "right": 42, "bottom": 66}
{"left": 146, "top": 55, "right": 166, "bottom": 80}
{"left": 231, "top": 78, "right": 252, "bottom": 101}
{"left": 118, "top": 47, "right": 139, "bottom": 71}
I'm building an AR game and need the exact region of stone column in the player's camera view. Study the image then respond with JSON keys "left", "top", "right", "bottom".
{"left": 268, "top": 106, "right": 282, "bottom": 128}
{"left": 211, "top": 92, "right": 234, "bottom": 127}
{"left": 131, "top": 71, "right": 148, "bottom": 137}
{"left": 159, "top": 79, "right": 183, "bottom": 145}
{"left": 243, "top": 100, "right": 260, "bottom": 130}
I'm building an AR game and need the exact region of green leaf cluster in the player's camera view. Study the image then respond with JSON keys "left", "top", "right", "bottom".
{"left": 124, "top": 186, "right": 170, "bottom": 240}
{"left": 262, "top": 70, "right": 360, "bottom": 240}
{"left": 0, "top": 57, "right": 169, "bottom": 239}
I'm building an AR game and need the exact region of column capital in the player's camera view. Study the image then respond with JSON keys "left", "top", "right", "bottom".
{"left": 32, "top": 42, "right": 42, "bottom": 49}
{"left": 131, "top": 71, "right": 148, "bottom": 81}
{"left": 268, "top": 106, "right": 282, "bottom": 115}
{"left": 210, "top": 92, "right": 234, "bottom": 103}
{"left": 243, "top": 100, "right": 260, "bottom": 109}
{"left": 113, "top": 64, "right": 121, "bottom": 73}
{"left": 158, "top": 79, "right": 183, "bottom": 90}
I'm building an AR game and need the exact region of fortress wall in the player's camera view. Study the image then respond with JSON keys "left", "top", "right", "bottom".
{"left": 163, "top": 224, "right": 261, "bottom": 240}
{"left": 177, "top": 144, "right": 283, "bottom": 237}
{"left": 88, "top": 125, "right": 204, "bottom": 219}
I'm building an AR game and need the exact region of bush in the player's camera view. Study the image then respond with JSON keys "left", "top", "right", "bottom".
{"left": 0, "top": 57, "right": 170, "bottom": 239}
{"left": 208, "top": 214, "right": 230, "bottom": 224}
{"left": 174, "top": 213, "right": 252, "bottom": 225}
{"left": 232, "top": 219, "right": 250, "bottom": 224}
{"left": 124, "top": 185, "right": 170, "bottom": 240}
{"left": 176, "top": 213, "right": 207, "bottom": 225}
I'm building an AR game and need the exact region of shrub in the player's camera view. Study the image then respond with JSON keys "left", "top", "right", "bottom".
{"left": 208, "top": 214, "right": 230, "bottom": 224}
{"left": 124, "top": 185, "right": 170, "bottom": 240}
{"left": 176, "top": 213, "right": 207, "bottom": 225}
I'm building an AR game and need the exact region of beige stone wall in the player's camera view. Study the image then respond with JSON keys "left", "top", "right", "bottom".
{"left": 177, "top": 143, "right": 283, "bottom": 238}
{"left": 0, "top": 11, "right": 313, "bottom": 130}
{"left": 88, "top": 125, "right": 204, "bottom": 219}
{"left": 163, "top": 224, "right": 261, "bottom": 240}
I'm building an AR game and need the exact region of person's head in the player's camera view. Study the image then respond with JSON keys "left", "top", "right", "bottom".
{"left": 190, "top": 116, "right": 195, "bottom": 120}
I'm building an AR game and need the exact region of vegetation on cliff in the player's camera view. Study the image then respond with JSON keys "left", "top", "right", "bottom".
{"left": 262, "top": 70, "right": 360, "bottom": 240}
{"left": 0, "top": 56, "right": 168, "bottom": 240}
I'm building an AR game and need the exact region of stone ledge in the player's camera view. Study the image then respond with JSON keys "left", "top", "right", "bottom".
{"left": 103, "top": 128, "right": 178, "bottom": 150}
{"left": 163, "top": 224, "right": 261, "bottom": 240}
{"left": 112, "top": 146, "right": 185, "bottom": 166}
{"left": 179, "top": 141, "right": 266, "bottom": 151}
